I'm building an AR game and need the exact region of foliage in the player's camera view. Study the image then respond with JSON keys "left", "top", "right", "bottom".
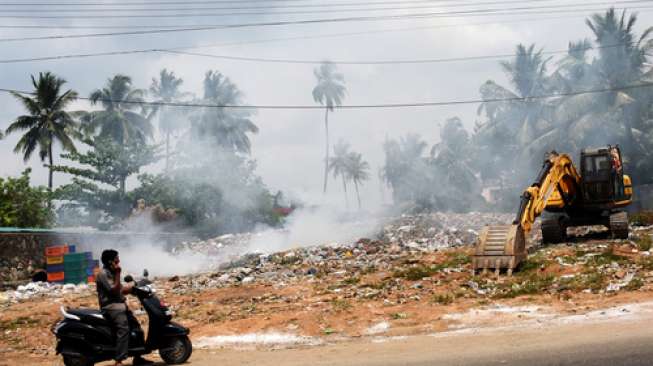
{"left": 313, "top": 61, "right": 346, "bottom": 194}
{"left": 346, "top": 151, "right": 370, "bottom": 209}
{"left": 190, "top": 70, "right": 258, "bottom": 155}
{"left": 382, "top": 119, "right": 484, "bottom": 212}
{"left": 475, "top": 8, "right": 653, "bottom": 191}
{"left": 52, "top": 137, "right": 159, "bottom": 226}
{"left": 149, "top": 69, "right": 190, "bottom": 172}
{"left": 5, "top": 72, "right": 79, "bottom": 189}
{"left": 133, "top": 159, "right": 282, "bottom": 237}
{"left": 0, "top": 169, "right": 53, "bottom": 228}
{"left": 80, "top": 74, "right": 152, "bottom": 145}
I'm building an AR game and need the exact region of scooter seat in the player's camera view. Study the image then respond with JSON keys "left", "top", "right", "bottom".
{"left": 67, "top": 308, "right": 110, "bottom": 325}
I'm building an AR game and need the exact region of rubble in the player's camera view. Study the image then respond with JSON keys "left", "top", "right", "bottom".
{"left": 3, "top": 212, "right": 653, "bottom": 364}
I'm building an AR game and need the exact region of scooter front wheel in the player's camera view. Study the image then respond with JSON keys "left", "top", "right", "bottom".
{"left": 159, "top": 335, "right": 192, "bottom": 364}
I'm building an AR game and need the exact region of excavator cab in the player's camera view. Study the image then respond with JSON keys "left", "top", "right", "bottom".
{"left": 579, "top": 146, "right": 630, "bottom": 204}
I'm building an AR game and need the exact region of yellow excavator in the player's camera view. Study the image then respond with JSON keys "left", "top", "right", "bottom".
{"left": 473, "top": 145, "right": 633, "bottom": 274}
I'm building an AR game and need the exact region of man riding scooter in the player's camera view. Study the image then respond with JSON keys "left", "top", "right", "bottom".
{"left": 97, "top": 249, "right": 153, "bottom": 366}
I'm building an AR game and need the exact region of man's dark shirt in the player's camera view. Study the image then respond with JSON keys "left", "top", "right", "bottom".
{"left": 96, "top": 267, "right": 125, "bottom": 309}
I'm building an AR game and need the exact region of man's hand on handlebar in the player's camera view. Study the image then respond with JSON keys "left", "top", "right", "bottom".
{"left": 121, "top": 281, "right": 134, "bottom": 295}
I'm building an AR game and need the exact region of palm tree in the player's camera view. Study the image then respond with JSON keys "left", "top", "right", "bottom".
{"left": 381, "top": 134, "right": 428, "bottom": 203}
{"left": 82, "top": 74, "right": 152, "bottom": 145}
{"left": 197, "top": 70, "right": 258, "bottom": 154}
{"left": 150, "top": 69, "right": 189, "bottom": 172}
{"left": 5, "top": 72, "right": 78, "bottom": 189}
{"left": 328, "top": 139, "right": 351, "bottom": 208}
{"left": 346, "top": 151, "right": 370, "bottom": 210}
{"left": 585, "top": 8, "right": 653, "bottom": 157}
{"left": 312, "top": 61, "right": 346, "bottom": 194}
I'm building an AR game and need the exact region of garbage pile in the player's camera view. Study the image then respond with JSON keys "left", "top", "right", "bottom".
{"left": 0, "top": 281, "right": 92, "bottom": 304}
{"left": 166, "top": 212, "right": 515, "bottom": 294}
{"left": 173, "top": 212, "right": 514, "bottom": 262}
{"left": 380, "top": 212, "right": 514, "bottom": 249}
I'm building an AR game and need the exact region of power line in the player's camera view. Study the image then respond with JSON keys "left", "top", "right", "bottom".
{"left": 0, "top": 16, "right": 588, "bottom": 63}
{"left": 0, "top": 14, "right": 644, "bottom": 64}
{"left": 0, "top": 0, "right": 646, "bottom": 18}
{"left": 1, "top": 83, "right": 652, "bottom": 110}
{"left": 0, "top": 34, "right": 633, "bottom": 65}
{"left": 0, "top": 0, "right": 558, "bottom": 6}
{"left": 0, "top": 0, "right": 559, "bottom": 12}
{"left": 0, "top": 4, "right": 650, "bottom": 42}
{"left": 159, "top": 42, "right": 629, "bottom": 65}
{"left": 0, "top": 9, "right": 600, "bottom": 29}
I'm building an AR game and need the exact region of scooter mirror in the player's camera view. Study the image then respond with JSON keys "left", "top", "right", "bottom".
{"left": 143, "top": 269, "right": 149, "bottom": 278}
{"left": 124, "top": 275, "right": 134, "bottom": 282}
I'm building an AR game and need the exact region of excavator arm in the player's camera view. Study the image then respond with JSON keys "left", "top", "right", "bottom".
{"left": 473, "top": 152, "right": 581, "bottom": 274}
{"left": 514, "top": 152, "right": 581, "bottom": 233}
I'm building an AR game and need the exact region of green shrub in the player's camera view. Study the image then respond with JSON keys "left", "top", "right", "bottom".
{"left": 0, "top": 169, "right": 53, "bottom": 228}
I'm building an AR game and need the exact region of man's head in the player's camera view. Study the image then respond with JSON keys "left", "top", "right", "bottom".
{"left": 101, "top": 249, "right": 119, "bottom": 269}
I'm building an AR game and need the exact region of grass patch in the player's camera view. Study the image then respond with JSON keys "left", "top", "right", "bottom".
{"left": 391, "top": 312, "right": 408, "bottom": 320}
{"left": 494, "top": 274, "right": 554, "bottom": 299}
{"left": 0, "top": 316, "right": 39, "bottom": 330}
{"left": 444, "top": 252, "right": 471, "bottom": 266}
{"left": 394, "top": 265, "right": 437, "bottom": 280}
{"left": 635, "top": 235, "right": 653, "bottom": 252}
{"left": 559, "top": 270, "right": 607, "bottom": 293}
{"left": 394, "top": 253, "right": 472, "bottom": 280}
{"left": 630, "top": 211, "right": 653, "bottom": 226}
{"left": 331, "top": 298, "right": 352, "bottom": 312}
{"left": 432, "top": 293, "right": 454, "bottom": 305}
{"left": 587, "top": 249, "right": 628, "bottom": 266}
{"left": 624, "top": 277, "right": 644, "bottom": 291}
{"left": 518, "top": 253, "right": 550, "bottom": 273}
{"left": 638, "top": 256, "right": 653, "bottom": 270}
{"left": 342, "top": 276, "right": 361, "bottom": 285}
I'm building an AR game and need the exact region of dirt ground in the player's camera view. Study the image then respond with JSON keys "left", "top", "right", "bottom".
{"left": 2, "top": 226, "right": 653, "bottom": 365}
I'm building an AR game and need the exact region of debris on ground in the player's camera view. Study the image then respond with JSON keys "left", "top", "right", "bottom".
{"left": 2, "top": 212, "right": 653, "bottom": 365}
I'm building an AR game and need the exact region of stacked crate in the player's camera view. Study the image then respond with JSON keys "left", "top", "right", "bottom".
{"left": 63, "top": 252, "right": 94, "bottom": 284}
{"left": 46, "top": 244, "right": 73, "bottom": 283}
{"left": 45, "top": 245, "right": 99, "bottom": 284}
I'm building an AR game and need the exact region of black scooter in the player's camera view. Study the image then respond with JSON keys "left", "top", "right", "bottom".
{"left": 52, "top": 270, "right": 192, "bottom": 366}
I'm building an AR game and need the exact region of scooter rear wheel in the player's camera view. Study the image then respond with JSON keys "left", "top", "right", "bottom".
{"left": 159, "top": 335, "right": 192, "bottom": 365}
{"left": 63, "top": 354, "right": 93, "bottom": 366}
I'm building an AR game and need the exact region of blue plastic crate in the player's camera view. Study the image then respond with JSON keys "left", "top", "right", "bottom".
{"left": 47, "top": 263, "right": 64, "bottom": 273}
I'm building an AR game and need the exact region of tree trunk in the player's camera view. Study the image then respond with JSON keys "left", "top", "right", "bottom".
{"left": 341, "top": 175, "right": 349, "bottom": 210}
{"left": 165, "top": 132, "right": 170, "bottom": 173}
{"left": 48, "top": 143, "right": 53, "bottom": 190}
{"left": 354, "top": 180, "right": 361, "bottom": 210}
{"left": 323, "top": 109, "right": 330, "bottom": 194}
{"left": 119, "top": 177, "right": 126, "bottom": 197}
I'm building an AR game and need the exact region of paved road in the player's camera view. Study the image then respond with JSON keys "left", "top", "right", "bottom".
{"left": 184, "top": 316, "right": 653, "bottom": 366}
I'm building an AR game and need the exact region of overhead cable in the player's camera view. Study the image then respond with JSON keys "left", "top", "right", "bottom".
{"left": 1, "top": 83, "right": 652, "bottom": 110}
{"left": 0, "top": 1, "right": 646, "bottom": 18}
{"left": 0, "top": 0, "right": 562, "bottom": 12}
{"left": 0, "top": 4, "right": 651, "bottom": 42}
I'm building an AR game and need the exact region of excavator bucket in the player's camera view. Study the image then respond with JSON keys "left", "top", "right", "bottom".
{"left": 473, "top": 224, "right": 527, "bottom": 275}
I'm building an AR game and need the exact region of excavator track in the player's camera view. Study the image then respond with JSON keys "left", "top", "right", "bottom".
{"left": 473, "top": 224, "right": 527, "bottom": 275}
{"left": 541, "top": 216, "right": 567, "bottom": 244}
{"left": 609, "top": 211, "right": 629, "bottom": 239}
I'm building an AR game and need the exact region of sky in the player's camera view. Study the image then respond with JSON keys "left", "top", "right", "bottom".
{"left": 0, "top": 0, "right": 652, "bottom": 209}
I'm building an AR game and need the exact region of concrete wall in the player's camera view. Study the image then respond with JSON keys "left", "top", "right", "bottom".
{"left": 0, "top": 231, "right": 192, "bottom": 285}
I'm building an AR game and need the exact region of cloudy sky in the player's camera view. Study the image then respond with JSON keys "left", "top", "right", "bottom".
{"left": 0, "top": 0, "right": 651, "bottom": 208}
